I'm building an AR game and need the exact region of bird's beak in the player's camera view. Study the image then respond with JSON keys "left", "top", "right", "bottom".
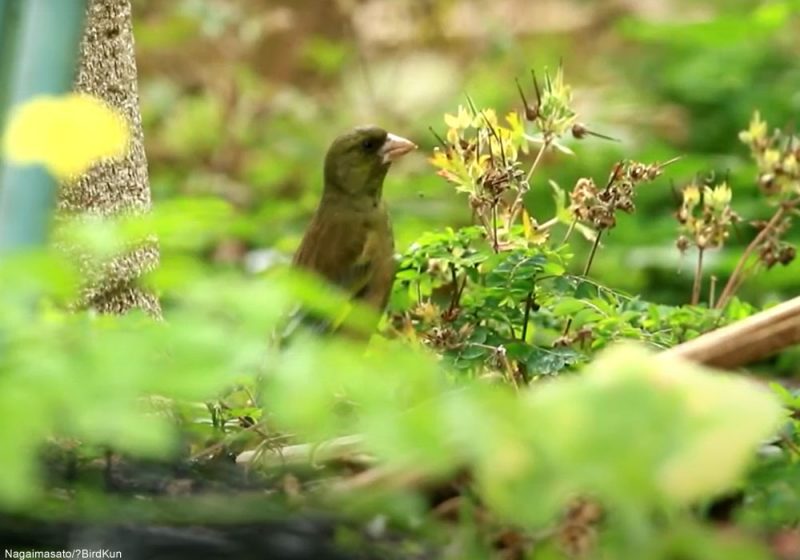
{"left": 379, "top": 133, "right": 417, "bottom": 164}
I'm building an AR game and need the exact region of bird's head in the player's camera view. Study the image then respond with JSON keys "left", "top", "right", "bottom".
{"left": 323, "top": 125, "right": 416, "bottom": 205}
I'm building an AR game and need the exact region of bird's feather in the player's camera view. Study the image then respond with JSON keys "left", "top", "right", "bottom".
{"left": 288, "top": 203, "right": 394, "bottom": 336}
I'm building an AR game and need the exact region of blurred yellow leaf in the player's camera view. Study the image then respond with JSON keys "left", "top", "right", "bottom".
{"left": 683, "top": 184, "right": 701, "bottom": 207}
{"left": 706, "top": 182, "right": 732, "bottom": 210}
{"left": 477, "top": 108, "right": 498, "bottom": 129}
{"left": 428, "top": 148, "right": 450, "bottom": 170}
{"left": 506, "top": 111, "right": 525, "bottom": 139}
{"left": 444, "top": 105, "right": 473, "bottom": 130}
{"left": 522, "top": 210, "right": 548, "bottom": 245}
{"left": 764, "top": 149, "right": 781, "bottom": 166}
{"left": 739, "top": 111, "right": 767, "bottom": 145}
{"left": 3, "top": 93, "right": 129, "bottom": 181}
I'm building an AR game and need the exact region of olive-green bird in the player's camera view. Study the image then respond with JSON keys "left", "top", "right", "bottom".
{"left": 291, "top": 125, "right": 416, "bottom": 333}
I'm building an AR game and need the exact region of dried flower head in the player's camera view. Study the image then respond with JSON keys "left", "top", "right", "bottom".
{"left": 675, "top": 181, "right": 738, "bottom": 252}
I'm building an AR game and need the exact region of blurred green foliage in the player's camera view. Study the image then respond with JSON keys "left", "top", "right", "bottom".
{"left": 1, "top": 1, "right": 800, "bottom": 558}
{"left": 0, "top": 229, "right": 792, "bottom": 558}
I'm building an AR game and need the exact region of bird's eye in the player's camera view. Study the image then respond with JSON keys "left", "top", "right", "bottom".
{"left": 361, "top": 138, "right": 379, "bottom": 151}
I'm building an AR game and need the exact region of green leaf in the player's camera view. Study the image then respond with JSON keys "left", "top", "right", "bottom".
{"left": 526, "top": 347, "right": 581, "bottom": 376}
{"left": 552, "top": 298, "right": 584, "bottom": 316}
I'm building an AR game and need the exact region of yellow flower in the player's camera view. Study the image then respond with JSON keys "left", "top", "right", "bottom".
{"left": 783, "top": 153, "right": 798, "bottom": 174}
{"left": 682, "top": 184, "right": 700, "bottom": 207}
{"left": 522, "top": 210, "right": 549, "bottom": 245}
{"left": 446, "top": 127, "right": 460, "bottom": 146}
{"left": 2, "top": 93, "right": 129, "bottom": 181}
{"left": 763, "top": 149, "right": 781, "bottom": 166}
{"left": 443, "top": 105, "right": 473, "bottom": 130}
{"left": 477, "top": 108, "right": 498, "bottom": 129}
{"left": 706, "top": 183, "right": 732, "bottom": 211}
{"left": 505, "top": 111, "right": 523, "bottom": 137}
{"left": 505, "top": 111, "right": 528, "bottom": 155}
{"left": 429, "top": 148, "right": 450, "bottom": 170}
{"left": 739, "top": 111, "right": 767, "bottom": 145}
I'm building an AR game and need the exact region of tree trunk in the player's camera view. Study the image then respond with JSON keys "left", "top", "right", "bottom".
{"left": 59, "top": 0, "right": 160, "bottom": 317}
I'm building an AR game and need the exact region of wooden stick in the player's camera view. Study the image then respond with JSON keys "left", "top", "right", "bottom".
{"left": 236, "top": 435, "right": 367, "bottom": 467}
{"left": 660, "top": 296, "right": 800, "bottom": 369}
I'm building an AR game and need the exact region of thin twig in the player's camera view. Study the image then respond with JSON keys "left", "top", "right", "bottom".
{"left": 716, "top": 199, "right": 797, "bottom": 308}
{"left": 561, "top": 217, "right": 578, "bottom": 246}
{"left": 455, "top": 274, "right": 468, "bottom": 308}
{"left": 691, "top": 247, "right": 704, "bottom": 305}
{"left": 428, "top": 126, "right": 447, "bottom": 149}
{"left": 582, "top": 230, "right": 603, "bottom": 277}
{"left": 447, "top": 264, "right": 460, "bottom": 314}
{"left": 709, "top": 275, "right": 717, "bottom": 309}
{"left": 521, "top": 289, "right": 535, "bottom": 342}
{"left": 506, "top": 140, "right": 549, "bottom": 233}
{"left": 525, "top": 139, "right": 549, "bottom": 185}
{"left": 538, "top": 216, "right": 559, "bottom": 230}
{"left": 491, "top": 204, "right": 499, "bottom": 252}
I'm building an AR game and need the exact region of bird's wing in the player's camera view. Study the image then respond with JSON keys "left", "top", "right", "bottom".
{"left": 292, "top": 211, "right": 375, "bottom": 297}
{"left": 278, "top": 211, "right": 375, "bottom": 339}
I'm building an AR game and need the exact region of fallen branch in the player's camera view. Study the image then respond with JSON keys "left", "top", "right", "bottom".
{"left": 660, "top": 296, "right": 800, "bottom": 369}
{"left": 236, "top": 434, "right": 369, "bottom": 468}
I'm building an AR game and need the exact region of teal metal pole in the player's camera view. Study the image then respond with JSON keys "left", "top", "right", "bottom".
{"left": 0, "top": 0, "right": 87, "bottom": 254}
{"left": 0, "top": 0, "right": 24, "bottom": 133}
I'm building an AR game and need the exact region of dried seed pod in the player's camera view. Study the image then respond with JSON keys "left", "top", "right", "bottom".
{"left": 759, "top": 244, "right": 778, "bottom": 268}
{"left": 758, "top": 173, "right": 778, "bottom": 194}
{"left": 628, "top": 163, "right": 647, "bottom": 181}
{"left": 572, "top": 122, "right": 588, "bottom": 139}
{"left": 572, "top": 122, "right": 619, "bottom": 142}
{"left": 645, "top": 164, "right": 664, "bottom": 181}
{"left": 515, "top": 77, "right": 540, "bottom": 122}
{"left": 779, "top": 245, "right": 796, "bottom": 265}
{"left": 616, "top": 199, "right": 635, "bottom": 213}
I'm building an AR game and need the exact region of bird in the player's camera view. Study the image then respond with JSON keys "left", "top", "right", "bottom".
{"left": 290, "top": 125, "right": 416, "bottom": 336}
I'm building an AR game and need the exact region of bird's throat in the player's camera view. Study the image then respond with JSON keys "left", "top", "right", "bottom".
{"left": 321, "top": 189, "right": 385, "bottom": 214}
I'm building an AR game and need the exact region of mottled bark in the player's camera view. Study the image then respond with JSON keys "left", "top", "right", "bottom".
{"left": 59, "top": 0, "right": 160, "bottom": 317}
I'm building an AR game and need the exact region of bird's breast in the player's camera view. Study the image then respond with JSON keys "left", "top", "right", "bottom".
{"left": 359, "top": 209, "right": 394, "bottom": 261}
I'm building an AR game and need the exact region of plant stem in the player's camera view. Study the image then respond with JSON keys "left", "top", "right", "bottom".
{"left": 582, "top": 230, "right": 603, "bottom": 277}
{"left": 507, "top": 140, "right": 550, "bottom": 231}
{"left": 691, "top": 247, "right": 704, "bottom": 305}
{"left": 491, "top": 204, "right": 499, "bottom": 252}
{"left": 477, "top": 212, "right": 495, "bottom": 251}
{"left": 716, "top": 199, "right": 797, "bottom": 309}
{"left": 521, "top": 289, "right": 535, "bottom": 342}
{"left": 525, "top": 140, "right": 549, "bottom": 185}
{"left": 538, "top": 216, "right": 559, "bottom": 230}
{"left": 708, "top": 275, "right": 717, "bottom": 309}
{"left": 563, "top": 230, "right": 604, "bottom": 336}
{"left": 448, "top": 264, "right": 459, "bottom": 313}
{"left": 560, "top": 217, "right": 578, "bottom": 246}
{"left": 447, "top": 267, "right": 468, "bottom": 315}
